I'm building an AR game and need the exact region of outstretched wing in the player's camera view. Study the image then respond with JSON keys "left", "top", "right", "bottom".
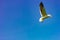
{"left": 39, "top": 2, "right": 47, "bottom": 17}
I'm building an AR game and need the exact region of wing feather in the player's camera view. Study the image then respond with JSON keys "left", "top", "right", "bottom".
{"left": 39, "top": 2, "right": 47, "bottom": 17}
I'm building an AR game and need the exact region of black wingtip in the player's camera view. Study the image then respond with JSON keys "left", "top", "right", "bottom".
{"left": 39, "top": 2, "right": 44, "bottom": 7}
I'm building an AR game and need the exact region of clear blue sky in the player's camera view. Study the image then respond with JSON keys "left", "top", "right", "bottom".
{"left": 0, "top": 0, "right": 60, "bottom": 40}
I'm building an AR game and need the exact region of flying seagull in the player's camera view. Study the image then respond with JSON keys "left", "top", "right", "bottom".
{"left": 39, "top": 2, "right": 51, "bottom": 22}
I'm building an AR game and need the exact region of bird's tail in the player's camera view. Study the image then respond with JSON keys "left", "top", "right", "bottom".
{"left": 47, "top": 14, "right": 52, "bottom": 17}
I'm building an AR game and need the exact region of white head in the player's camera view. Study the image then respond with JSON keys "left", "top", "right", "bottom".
{"left": 39, "top": 18, "right": 44, "bottom": 22}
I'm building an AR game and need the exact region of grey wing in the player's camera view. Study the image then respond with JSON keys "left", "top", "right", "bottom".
{"left": 40, "top": 8, "right": 47, "bottom": 17}
{"left": 39, "top": 2, "right": 47, "bottom": 17}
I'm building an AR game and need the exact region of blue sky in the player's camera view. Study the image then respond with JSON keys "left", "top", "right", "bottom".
{"left": 0, "top": 0, "right": 60, "bottom": 40}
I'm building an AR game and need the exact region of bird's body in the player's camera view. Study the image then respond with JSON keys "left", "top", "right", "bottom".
{"left": 39, "top": 2, "right": 51, "bottom": 22}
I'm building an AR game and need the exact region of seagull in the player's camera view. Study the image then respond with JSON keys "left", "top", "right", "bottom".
{"left": 39, "top": 2, "right": 51, "bottom": 22}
